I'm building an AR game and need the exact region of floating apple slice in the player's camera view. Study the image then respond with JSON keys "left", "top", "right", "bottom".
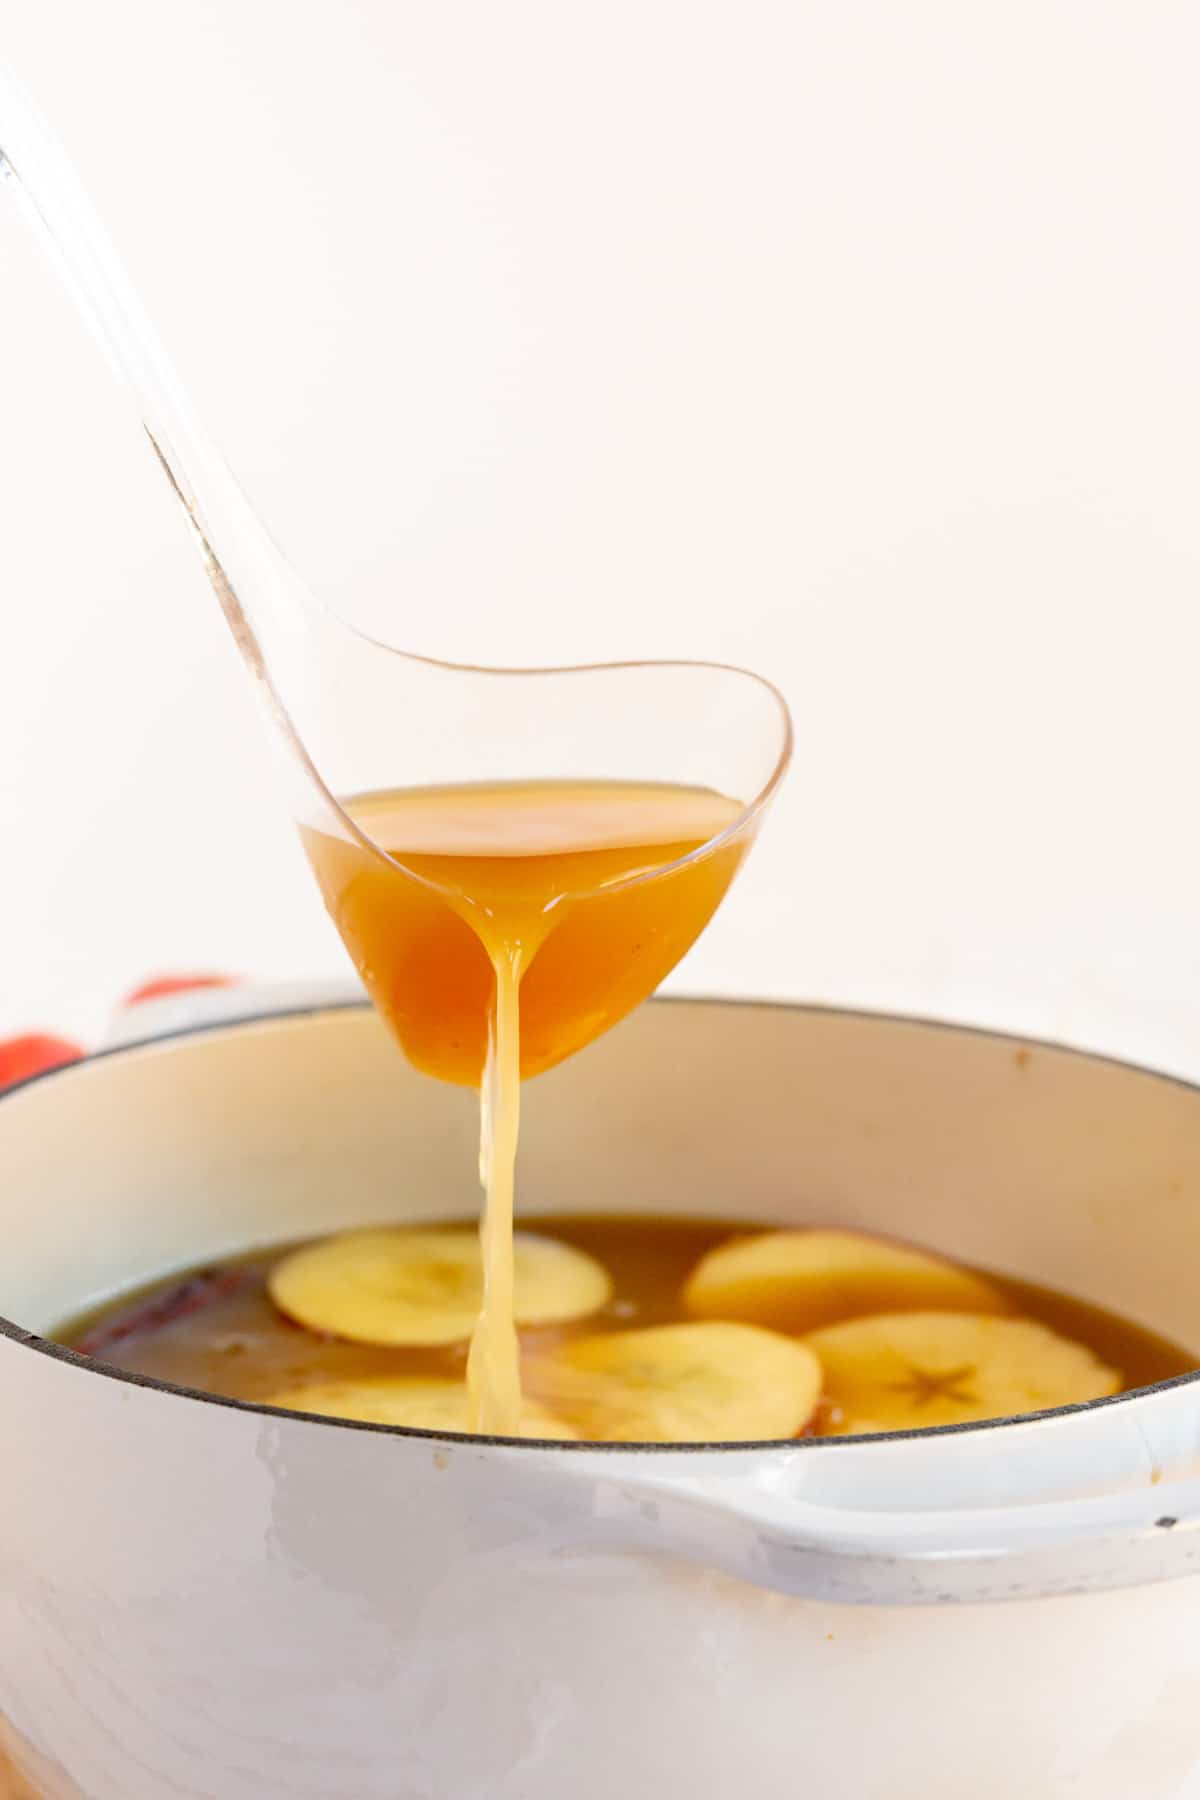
{"left": 268, "top": 1227, "right": 612, "bottom": 1346}
{"left": 683, "top": 1227, "right": 1006, "bottom": 1335}
{"left": 807, "top": 1310, "right": 1121, "bottom": 1436}
{"left": 262, "top": 1375, "right": 578, "bottom": 1439}
{"left": 529, "top": 1320, "right": 822, "bottom": 1443}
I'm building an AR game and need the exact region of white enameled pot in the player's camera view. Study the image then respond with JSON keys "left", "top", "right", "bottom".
{"left": 3, "top": 997, "right": 1200, "bottom": 1800}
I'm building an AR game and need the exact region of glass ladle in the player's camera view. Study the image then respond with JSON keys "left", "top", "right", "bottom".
{"left": 0, "top": 65, "right": 792, "bottom": 1432}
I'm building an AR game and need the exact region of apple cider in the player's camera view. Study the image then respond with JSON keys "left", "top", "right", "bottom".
{"left": 58, "top": 1218, "right": 1195, "bottom": 1444}
{"left": 301, "top": 780, "right": 748, "bottom": 1433}
{"left": 302, "top": 782, "right": 747, "bottom": 1087}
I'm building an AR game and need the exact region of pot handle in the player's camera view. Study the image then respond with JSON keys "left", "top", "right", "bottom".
{"left": 541, "top": 1440, "right": 1200, "bottom": 1605}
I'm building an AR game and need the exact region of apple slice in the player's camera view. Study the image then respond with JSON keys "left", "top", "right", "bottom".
{"left": 684, "top": 1227, "right": 1006, "bottom": 1336}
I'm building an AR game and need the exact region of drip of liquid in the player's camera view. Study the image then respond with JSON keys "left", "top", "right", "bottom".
{"left": 468, "top": 941, "right": 524, "bottom": 1431}
{"left": 303, "top": 780, "right": 747, "bottom": 1433}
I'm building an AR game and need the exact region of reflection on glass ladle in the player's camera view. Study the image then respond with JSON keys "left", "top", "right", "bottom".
{"left": 0, "top": 66, "right": 792, "bottom": 1433}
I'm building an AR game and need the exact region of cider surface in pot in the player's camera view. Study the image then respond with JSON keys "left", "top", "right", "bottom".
{"left": 57, "top": 1216, "right": 1195, "bottom": 1444}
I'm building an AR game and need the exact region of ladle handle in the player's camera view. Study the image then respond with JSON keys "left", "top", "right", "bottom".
{"left": 0, "top": 65, "right": 297, "bottom": 701}
{"left": 1, "top": 70, "right": 198, "bottom": 456}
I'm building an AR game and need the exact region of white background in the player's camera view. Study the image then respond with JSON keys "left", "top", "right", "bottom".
{"left": 3, "top": 2, "right": 1200, "bottom": 1073}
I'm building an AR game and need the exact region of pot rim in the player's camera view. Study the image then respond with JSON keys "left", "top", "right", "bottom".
{"left": 3, "top": 993, "right": 1197, "bottom": 1457}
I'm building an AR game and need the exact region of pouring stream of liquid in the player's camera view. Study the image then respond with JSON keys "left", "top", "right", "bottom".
{"left": 471, "top": 945, "right": 525, "bottom": 1430}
